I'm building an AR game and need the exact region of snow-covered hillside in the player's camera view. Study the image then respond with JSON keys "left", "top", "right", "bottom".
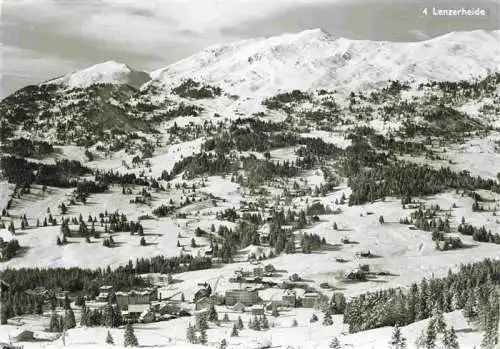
{"left": 44, "top": 60, "right": 151, "bottom": 89}
{"left": 148, "top": 28, "right": 500, "bottom": 98}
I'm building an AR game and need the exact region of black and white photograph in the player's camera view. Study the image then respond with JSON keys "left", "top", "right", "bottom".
{"left": 0, "top": 0, "right": 499, "bottom": 348}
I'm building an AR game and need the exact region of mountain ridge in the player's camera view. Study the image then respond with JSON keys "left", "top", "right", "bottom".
{"left": 147, "top": 28, "right": 500, "bottom": 97}
{"left": 31, "top": 29, "right": 500, "bottom": 99}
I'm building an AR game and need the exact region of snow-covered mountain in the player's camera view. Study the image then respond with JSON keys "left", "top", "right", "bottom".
{"left": 44, "top": 60, "right": 151, "bottom": 89}
{"left": 148, "top": 28, "right": 500, "bottom": 97}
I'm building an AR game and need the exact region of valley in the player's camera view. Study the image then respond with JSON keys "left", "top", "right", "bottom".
{"left": 0, "top": 28, "right": 499, "bottom": 349}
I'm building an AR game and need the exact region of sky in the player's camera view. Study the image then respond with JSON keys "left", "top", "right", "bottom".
{"left": 1, "top": 0, "right": 499, "bottom": 97}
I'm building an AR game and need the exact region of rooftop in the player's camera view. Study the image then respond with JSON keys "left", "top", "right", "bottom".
{"left": 128, "top": 304, "right": 151, "bottom": 313}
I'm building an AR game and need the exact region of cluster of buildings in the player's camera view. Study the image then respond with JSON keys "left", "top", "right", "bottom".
{"left": 193, "top": 270, "right": 322, "bottom": 314}
{"left": 96, "top": 285, "right": 162, "bottom": 323}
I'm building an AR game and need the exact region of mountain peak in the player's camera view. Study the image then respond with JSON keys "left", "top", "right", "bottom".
{"left": 297, "top": 28, "right": 336, "bottom": 40}
{"left": 44, "top": 60, "right": 151, "bottom": 89}
{"left": 149, "top": 29, "right": 499, "bottom": 98}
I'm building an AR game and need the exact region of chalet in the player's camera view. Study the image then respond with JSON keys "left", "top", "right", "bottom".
{"left": 56, "top": 291, "right": 71, "bottom": 307}
{"left": 158, "top": 302, "right": 182, "bottom": 315}
{"left": 331, "top": 292, "right": 345, "bottom": 309}
{"left": 126, "top": 304, "right": 152, "bottom": 323}
{"left": 234, "top": 269, "right": 251, "bottom": 278}
{"left": 251, "top": 304, "right": 265, "bottom": 316}
{"left": 225, "top": 288, "right": 259, "bottom": 306}
{"left": 140, "top": 273, "right": 172, "bottom": 285}
{"left": 195, "top": 297, "right": 213, "bottom": 311}
{"left": 253, "top": 267, "right": 264, "bottom": 277}
{"left": 139, "top": 309, "right": 155, "bottom": 323}
{"left": 97, "top": 285, "right": 113, "bottom": 302}
{"left": 264, "top": 264, "right": 275, "bottom": 273}
{"left": 282, "top": 290, "right": 297, "bottom": 307}
{"left": 12, "top": 329, "right": 34, "bottom": 342}
{"left": 344, "top": 268, "right": 366, "bottom": 281}
{"left": 260, "top": 289, "right": 297, "bottom": 308}
{"left": 301, "top": 292, "right": 320, "bottom": 308}
{"left": 355, "top": 250, "right": 372, "bottom": 258}
{"left": 116, "top": 288, "right": 157, "bottom": 309}
{"left": 0, "top": 343, "right": 24, "bottom": 349}
{"left": 258, "top": 224, "right": 271, "bottom": 243}
{"left": 194, "top": 283, "right": 212, "bottom": 302}
{"left": 232, "top": 302, "right": 245, "bottom": 312}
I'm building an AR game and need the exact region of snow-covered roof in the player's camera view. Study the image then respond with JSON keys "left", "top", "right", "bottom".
{"left": 116, "top": 289, "right": 153, "bottom": 296}
{"left": 259, "top": 288, "right": 285, "bottom": 301}
{"left": 128, "top": 304, "right": 150, "bottom": 313}
{"left": 303, "top": 292, "right": 319, "bottom": 298}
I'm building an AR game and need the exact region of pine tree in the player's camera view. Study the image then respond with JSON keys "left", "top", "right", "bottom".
{"left": 237, "top": 316, "right": 244, "bottom": 330}
{"left": 196, "top": 311, "right": 209, "bottom": 330}
{"left": 389, "top": 325, "right": 407, "bottom": 349}
{"left": 123, "top": 323, "right": 138, "bottom": 347}
{"left": 291, "top": 318, "right": 298, "bottom": 327}
{"left": 463, "top": 288, "right": 478, "bottom": 318}
{"left": 443, "top": 326, "right": 459, "bottom": 349}
{"left": 222, "top": 313, "right": 229, "bottom": 322}
{"left": 208, "top": 304, "right": 218, "bottom": 322}
{"left": 49, "top": 312, "right": 61, "bottom": 332}
{"left": 271, "top": 304, "right": 279, "bottom": 317}
{"left": 253, "top": 316, "right": 261, "bottom": 331}
{"left": 80, "top": 306, "right": 90, "bottom": 327}
{"left": 199, "top": 328, "right": 207, "bottom": 345}
{"left": 64, "top": 308, "right": 76, "bottom": 329}
{"left": 322, "top": 310, "right": 333, "bottom": 326}
{"left": 261, "top": 314, "right": 269, "bottom": 329}
{"left": 104, "top": 304, "right": 114, "bottom": 327}
{"left": 425, "top": 320, "right": 437, "bottom": 349}
{"left": 231, "top": 324, "right": 239, "bottom": 337}
{"left": 481, "top": 312, "right": 498, "bottom": 349}
{"left": 186, "top": 323, "right": 197, "bottom": 343}
{"left": 329, "top": 337, "right": 341, "bottom": 349}
{"left": 8, "top": 221, "right": 15, "bottom": 235}
{"left": 105, "top": 330, "right": 114, "bottom": 345}
{"left": 433, "top": 310, "right": 446, "bottom": 333}
{"left": 64, "top": 294, "right": 71, "bottom": 310}
{"left": 219, "top": 338, "right": 228, "bottom": 349}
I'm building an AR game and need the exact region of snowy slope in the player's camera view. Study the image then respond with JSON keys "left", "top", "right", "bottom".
{"left": 44, "top": 60, "right": 151, "bottom": 89}
{"left": 149, "top": 29, "right": 500, "bottom": 98}
{"left": 0, "top": 181, "right": 13, "bottom": 212}
{"left": 0, "top": 309, "right": 483, "bottom": 349}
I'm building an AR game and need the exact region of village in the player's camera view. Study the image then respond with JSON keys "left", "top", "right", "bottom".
{"left": 0, "top": 257, "right": 353, "bottom": 345}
